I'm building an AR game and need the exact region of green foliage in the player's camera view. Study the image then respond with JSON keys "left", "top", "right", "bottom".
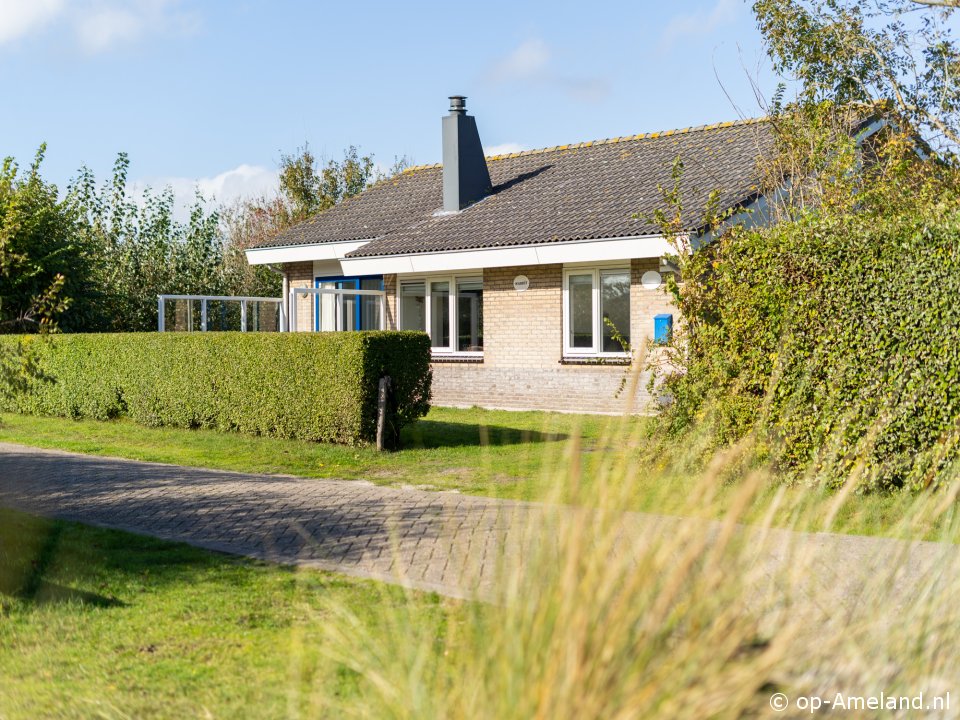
{"left": 753, "top": 0, "right": 960, "bottom": 153}
{"left": 0, "top": 332, "right": 431, "bottom": 446}
{"left": 656, "top": 161, "right": 960, "bottom": 490}
{"left": 218, "top": 145, "right": 410, "bottom": 301}
{"left": 67, "top": 153, "right": 227, "bottom": 332}
{"left": 1, "top": 141, "right": 404, "bottom": 334}
{"left": 278, "top": 145, "right": 376, "bottom": 222}
{"left": 0, "top": 145, "right": 96, "bottom": 333}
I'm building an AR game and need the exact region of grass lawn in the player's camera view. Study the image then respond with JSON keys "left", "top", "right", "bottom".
{"left": 0, "top": 507, "right": 446, "bottom": 719}
{"left": 0, "top": 407, "right": 640, "bottom": 501}
{"left": 0, "top": 407, "right": 940, "bottom": 540}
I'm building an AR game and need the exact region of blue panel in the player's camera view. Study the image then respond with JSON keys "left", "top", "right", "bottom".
{"left": 314, "top": 275, "right": 383, "bottom": 331}
{"left": 654, "top": 313, "right": 673, "bottom": 344}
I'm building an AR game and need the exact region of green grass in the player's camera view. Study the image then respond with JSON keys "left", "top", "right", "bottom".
{"left": 0, "top": 407, "right": 640, "bottom": 501}
{"left": 0, "top": 408, "right": 942, "bottom": 540}
{"left": 0, "top": 507, "right": 446, "bottom": 719}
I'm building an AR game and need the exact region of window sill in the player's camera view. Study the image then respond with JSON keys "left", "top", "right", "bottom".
{"left": 560, "top": 356, "right": 632, "bottom": 366}
{"left": 431, "top": 355, "right": 484, "bottom": 364}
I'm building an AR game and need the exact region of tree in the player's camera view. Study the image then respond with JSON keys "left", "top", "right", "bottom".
{"left": 69, "top": 153, "right": 227, "bottom": 331}
{"left": 0, "top": 145, "right": 94, "bottom": 333}
{"left": 753, "top": 0, "right": 960, "bottom": 153}
{"left": 276, "top": 144, "right": 377, "bottom": 222}
{"left": 219, "top": 144, "right": 408, "bottom": 299}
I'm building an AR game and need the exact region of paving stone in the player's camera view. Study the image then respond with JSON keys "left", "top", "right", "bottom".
{"left": 2, "top": 442, "right": 960, "bottom": 610}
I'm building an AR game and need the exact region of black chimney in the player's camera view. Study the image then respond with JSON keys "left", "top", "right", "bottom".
{"left": 442, "top": 96, "right": 491, "bottom": 212}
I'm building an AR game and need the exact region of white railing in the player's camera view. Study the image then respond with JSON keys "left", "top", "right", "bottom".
{"left": 157, "top": 295, "right": 285, "bottom": 332}
{"left": 289, "top": 286, "right": 386, "bottom": 332}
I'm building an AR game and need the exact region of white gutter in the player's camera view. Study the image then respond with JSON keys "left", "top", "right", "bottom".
{"left": 338, "top": 234, "right": 675, "bottom": 275}
{"left": 245, "top": 239, "right": 373, "bottom": 266}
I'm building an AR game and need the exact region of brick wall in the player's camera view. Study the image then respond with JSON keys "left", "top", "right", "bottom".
{"left": 431, "top": 260, "right": 675, "bottom": 414}
{"left": 384, "top": 274, "right": 398, "bottom": 330}
{"left": 430, "top": 362, "right": 659, "bottom": 414}
{"left": 284, "top": 261, "right": 314, "bottom": 332}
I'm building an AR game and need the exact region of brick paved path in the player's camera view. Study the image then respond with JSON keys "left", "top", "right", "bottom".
{"left": 0, "top": 442, "right": 552, "bottom": 599}
{"left": 1, "top": 441, "right": 957, "bottom": 608}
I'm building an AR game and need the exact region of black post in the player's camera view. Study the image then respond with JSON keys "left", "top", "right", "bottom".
{"left": 376, "top": 376, "right": 393, "bottom": 452}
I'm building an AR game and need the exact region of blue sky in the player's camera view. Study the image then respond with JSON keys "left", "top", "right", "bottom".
{"left": 0, "top": 0, "right": 778, "bottom": 211}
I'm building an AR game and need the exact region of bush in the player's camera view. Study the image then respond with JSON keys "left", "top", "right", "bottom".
{"left": 0, "top": 332, "right": 431, "bottom": 446}
{"left": 657, "top": 204, "right": 960, "bottom": 491}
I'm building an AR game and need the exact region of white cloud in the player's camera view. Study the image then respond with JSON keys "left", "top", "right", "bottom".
{"left": 484, "top": 142, "right": 528, "bottom": 157}
{"left": 659, "top": 0, "right": 739, "bottom": 49}
{"left": 75, "top": 0, "right": 198, "bottom": 53}
{"left": 131, "top": 164, "right": 279, "bottom": 222}
{"left": 0, "top": 0, "right": 65, "bottom": 45}
{"left": 488, "top": 38, "right": 550, "bottom": 84}
{"left": 0, "top": 0, "right": 198, "bottom": 53}
{"left": 486, "top": 38, "right": 610, "bottom": 104}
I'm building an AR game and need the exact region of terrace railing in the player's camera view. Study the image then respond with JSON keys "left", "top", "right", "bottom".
{"left": 158, "top": 286, "right": 387, "bottom": 333}
{"left": 157, "top": 295, "right": 284, "bottom": 333}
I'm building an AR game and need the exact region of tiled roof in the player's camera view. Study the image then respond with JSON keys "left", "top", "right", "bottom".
{"left": 253, "top": 118, "right": 776, "bottom": 257}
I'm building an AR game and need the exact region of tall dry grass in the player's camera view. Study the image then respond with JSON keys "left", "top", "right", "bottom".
{"left": 307, "top": 389, "right": 960, "bottom": 719}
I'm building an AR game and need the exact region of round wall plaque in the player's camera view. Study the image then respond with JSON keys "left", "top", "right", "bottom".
{"left": 513, "top": 275, "right": 530, "bottom": 292}
{"left": 641, "top": 270, "right": 663, "bottom": 290}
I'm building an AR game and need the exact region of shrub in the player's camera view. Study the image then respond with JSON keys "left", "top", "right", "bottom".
{"left": 0, "top": 331, "right": 431, "bottom": 446}
{"left": 657, "top": 204, "right": 960, "bottom": 491}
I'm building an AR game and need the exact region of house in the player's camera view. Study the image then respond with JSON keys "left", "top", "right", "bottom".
{"left": 245, "top": 97, "right": 779, "bottom": 413}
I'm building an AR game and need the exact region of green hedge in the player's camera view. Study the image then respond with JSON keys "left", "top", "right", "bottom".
{"left": 0, "top": 332, "right": 431, "bottom": 446}
{"left": 658, "top": 205, "right": 960, "bottom": 491}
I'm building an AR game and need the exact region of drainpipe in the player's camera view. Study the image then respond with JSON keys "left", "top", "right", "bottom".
{"left": 265, "top": 264, "right": 288, "bottom": 332}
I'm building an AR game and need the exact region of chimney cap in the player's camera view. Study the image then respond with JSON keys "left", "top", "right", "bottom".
{"left": 448, "top": 95, "right": 467, "bottom": 114}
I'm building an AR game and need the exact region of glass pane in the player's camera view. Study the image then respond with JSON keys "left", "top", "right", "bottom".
{"left": 456, "top": 279, "right": 483, "bottom": 352}
{"left": 360, "top": 277, "right": 382, "bottom": 330}
{"left": 430, "top": 281, "right": 450, "bottom": 348}
{"left": 601, "top": 271, "right": 631, "bottom": 352}
{"left": 318, "top": 281, "right": 336, "bottom": 331}
{"left": 338, "top": 279, "right": 357, "bottom": 331}
{"left": 400, "top": 282, "right": 426, "bottom": 332}
{"left": 568, "top": 274, "right": 594, "bottom": 349}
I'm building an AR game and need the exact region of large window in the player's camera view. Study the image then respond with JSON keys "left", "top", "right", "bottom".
{"left": 314, "top": 275, "right": 383, "bottom": 331}
{"left": 563, "top": 267, "right": 631, "bottom": 356}
{"left": 399, "top": 276, "right": 483, "bottom": 355}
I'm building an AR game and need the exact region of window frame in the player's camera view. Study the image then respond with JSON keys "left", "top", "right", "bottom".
{"left": 314, "top": 275, "right": 383, "bottom": 332}
{"left": 398, "top": 273, "right": 484, "bottom": 357}
{"left": 562, "top": 265, "right": 632, "bottom": 358}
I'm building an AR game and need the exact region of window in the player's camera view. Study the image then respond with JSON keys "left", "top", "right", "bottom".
{"left": 399, "top": 276, "right": 483, "bottom": 355}
{"left": 314, "top": 275, "right": 384, "bottom": 331}
{"left": 456, "top": 279, "right": 483, "bottom": 352}
{"left": 430, "top": 281, "right": 451, "bottom": 349}
{"left": 568, "top": 273, "right": 594, "bottom": 349}
{"left": 399, "top": 282, "right": 426, "bottom": 332}
{"left": 601, "top": 270, "right": 631, "bottom": 353}
{"left": 563, "top": 267, "right": 631, "bottom": 356}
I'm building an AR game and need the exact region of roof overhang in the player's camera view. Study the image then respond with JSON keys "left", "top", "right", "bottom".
{"left": 339, "top": 234, "right": 675, "bottom": 275}
{"left": 245, "top": 239, "right": 372, "bottom": 266}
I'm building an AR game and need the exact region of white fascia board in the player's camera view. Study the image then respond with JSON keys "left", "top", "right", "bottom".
{"left": 339, "top": 235, "right": 673, "bottom": 275}
{"left": 245, "top": 240, "right": 372, "bottom": 266}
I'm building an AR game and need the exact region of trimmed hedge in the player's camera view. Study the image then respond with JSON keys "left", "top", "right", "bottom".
{"left": 0, "top": 332, "right": 431, "bottom": 446}
{"left": 658, "top": 205, "right": 960, "bottom": 490}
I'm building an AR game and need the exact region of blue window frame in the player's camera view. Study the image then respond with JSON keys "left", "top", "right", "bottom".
{"left": 314, "top": 275, "right": 384, "bottom": 331}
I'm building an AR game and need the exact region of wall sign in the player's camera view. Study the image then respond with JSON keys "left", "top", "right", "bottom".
{"left": 513, "top": 275, "right": 530, "bottom": 292}
{"left": 641, "top": 270, "right": 663, "bottom": 290}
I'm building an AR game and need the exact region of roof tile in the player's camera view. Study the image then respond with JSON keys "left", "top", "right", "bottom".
{"left": 254, "top": 117, "right": 775, "bottom": 257}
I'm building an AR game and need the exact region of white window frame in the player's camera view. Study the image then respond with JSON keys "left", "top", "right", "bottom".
{"left": 562, "top": 265, "right": 632, "bottom": 358}
{"left": 398, "top": 274, "right": 484, "bottom": 357}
